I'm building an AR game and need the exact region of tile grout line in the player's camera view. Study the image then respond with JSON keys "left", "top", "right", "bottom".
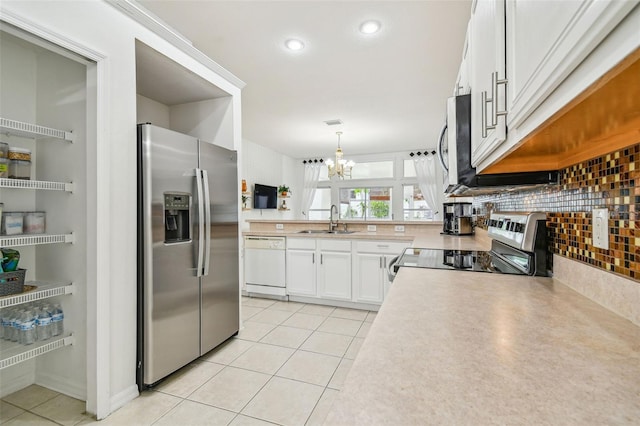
{"left": 3, "top": 298, "right": 366, "bottom": 426}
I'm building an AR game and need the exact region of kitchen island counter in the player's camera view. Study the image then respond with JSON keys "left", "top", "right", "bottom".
{"left": 324, "top": 266, "right": 640, "bottom": 424}
{"left": 243, "top": 224, "right": 493, "bottom": 249}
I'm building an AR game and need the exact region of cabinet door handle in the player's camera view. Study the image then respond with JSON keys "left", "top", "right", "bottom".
{"left": 312, "top": 253, "right": 315, "bottom": 264}
{"left": 379, "top": 256, "right": 383, "bottom": 269}
{"left": 481, "top": 90, "right": 490, "bottom": 138}
{"left": 491, "top": 71, "right": 508, "bottom": 125}
{"left": 320, "top": 254, "right": 323, "bottom": 265}
{"left": 482, "top": 71, "right": 508, "bottom": 138}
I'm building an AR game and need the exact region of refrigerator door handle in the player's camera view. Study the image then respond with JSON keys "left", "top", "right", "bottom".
{"left": 195, "top": 168, "right": 205, "bottom": 277}
{"left": 202, "top": 169, "right": 212, "bottom": 276}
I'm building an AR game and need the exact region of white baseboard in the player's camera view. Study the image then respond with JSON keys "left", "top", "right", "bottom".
{"left": 246, "top": 284, "right": 287, "bottom": 297}
{"left": 288, "top": 295, "right": 380, "bottom": 312}
{"left": 106, "top": 385, "right": 139, "bottom": 420}
{"left": 36, "top": 371, "right": 85, "bottom": 401}
{"left": 0, "top": 368, "right": 35, "bottom": 398}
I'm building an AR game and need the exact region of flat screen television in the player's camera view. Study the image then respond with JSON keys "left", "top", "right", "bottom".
{"left": 253, "top": 183, "right": 278, "bottom": 209}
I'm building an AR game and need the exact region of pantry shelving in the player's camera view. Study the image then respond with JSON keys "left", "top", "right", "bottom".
{"left": 0, "top": 117, "right": 76, "bottom": 373}
{"left": 0, "top": 178, "right": 74, "bottom": 192}
{"left": 0, "top": 282, "right": 74, "bottom": 309}
{"left": 0, "top": 24, "right": 89, "bottom": 405}
{"left": 0, "top": 334, "right": 75, "bottom": 370}
{"left": 0, "top": 233, "right": 75, "bottom": 248}
{"left": 0, "top": 117, "right": 74, "bottom": 143}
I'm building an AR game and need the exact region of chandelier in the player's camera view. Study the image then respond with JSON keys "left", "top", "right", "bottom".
{"left": 325, "top": 131, "right": 355, "bottom": 179}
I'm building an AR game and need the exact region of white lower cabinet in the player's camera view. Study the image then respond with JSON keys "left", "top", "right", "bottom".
{"left": 353, "top": 253, "right": 386, "bottom": 304}
{"left": 353, "top": 241, "right": 411, "bottom": 304}
{"left": 285, "top": 237, "right": 409, "bottom": 307}
{"left": 286, "top": 239, "right": 317, "bottom": 297}
{"left": 317, "top": 240, "right": 352, "bottom": 301}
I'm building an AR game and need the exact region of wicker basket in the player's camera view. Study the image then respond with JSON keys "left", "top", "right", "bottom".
{"left": 0, "top": 268, "right": 26, "bottom": 297}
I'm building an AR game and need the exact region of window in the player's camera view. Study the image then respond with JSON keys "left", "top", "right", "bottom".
{"left": 403, "top": 184, "right": 433, "bottom": 221}
{"left": 350, "top": 161, "right": 394, "bottom": 179}
{"left": 307, "top": 188, "right": 331, "bottom": 220}
{"left": 305, "top": 153, "right": 440, "bottom": 222}
{"left": 339, "top": 187, "right": 392, "bottom": 220}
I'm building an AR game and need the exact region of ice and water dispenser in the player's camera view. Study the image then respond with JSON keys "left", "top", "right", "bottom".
{"left": 164, "top": 193, "right": 191, "bottom": 243}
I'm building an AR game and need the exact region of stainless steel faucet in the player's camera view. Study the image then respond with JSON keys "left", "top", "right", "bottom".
{"left": 329, "top": 204, "right": 338, "bottom": 231}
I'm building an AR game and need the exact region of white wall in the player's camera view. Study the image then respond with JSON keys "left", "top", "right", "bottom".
{"left": 136, "top": 94, "right": 170, "bottom": 128}
{"left": 1, "top": 0, "right": 242, "bottom": 419}
{"left": 170, "top": 97, "right": 235, "bottom": 151}
{"left": 240, "top": 138, "right": 300, "bottom": 228}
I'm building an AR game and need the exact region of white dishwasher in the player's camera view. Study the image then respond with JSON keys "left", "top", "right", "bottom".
{"left": 244, "top": 236, "right": 286, "bottom": 297}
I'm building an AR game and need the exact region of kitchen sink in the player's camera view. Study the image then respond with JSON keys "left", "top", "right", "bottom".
{"left": 296, "top": 229, "right": 356, "bottom": 234}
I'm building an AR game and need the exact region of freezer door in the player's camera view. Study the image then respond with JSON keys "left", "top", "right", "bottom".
{"left": 199, "top": 140, "right": 240, "bottom": 355}
{"left": 139, "top": 124, "right": 201, "bottom": 385}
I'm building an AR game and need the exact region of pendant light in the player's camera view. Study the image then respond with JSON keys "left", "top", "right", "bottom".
{"left": 326, "top": 131, "right": 355, "bottom": 179}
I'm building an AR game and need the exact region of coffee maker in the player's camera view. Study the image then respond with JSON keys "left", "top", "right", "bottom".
{"left": 442, "top": 202, "right": 474, "bottom": 235}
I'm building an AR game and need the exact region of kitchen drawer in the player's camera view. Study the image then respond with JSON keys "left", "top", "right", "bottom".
{"left": 355, "top": 240, "right": 411, "bottom": 254}
{"left": 287, "top": 238, "right": 316, "bottom": 250}
{"left": 318, "top": 239, "right": 351, "bottom": 252}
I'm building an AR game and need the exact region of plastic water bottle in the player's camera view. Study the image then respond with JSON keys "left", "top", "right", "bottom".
{"left": 0, "top": 309, "right": 5, "bottom": 340}
{"left": 19, "top": 309, "right": 36, "bottom": 345}
{"left": 2, "top": 309, "right": 12, "bottom": 341}
{"left": 51, "top": 303, "right": 64, "bottom": 337}
{"left": 36, "top": 305, "right": 52, "bottom": 341}
{"left": 9, "top": 309, "right": 21, "bottom": 342}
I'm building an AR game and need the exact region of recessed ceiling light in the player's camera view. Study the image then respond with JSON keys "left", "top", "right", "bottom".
{"left": 359, "top": 20, "right": 381, "bottom": 34}
{"left": 285, "top": 39, "right": 305, "bottom": 51}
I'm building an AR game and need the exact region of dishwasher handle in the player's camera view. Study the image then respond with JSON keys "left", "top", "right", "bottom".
{"left": 245, "top": 236, "right": 286, "bottom": 249}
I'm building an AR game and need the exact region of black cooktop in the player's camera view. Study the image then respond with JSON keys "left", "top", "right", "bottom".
{"left": 394, "top": 248, "right": 531, "bottom": 275}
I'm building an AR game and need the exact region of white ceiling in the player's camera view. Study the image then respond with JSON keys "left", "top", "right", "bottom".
{"left": 137, "top": 0, "right": 471, "bottom": 159}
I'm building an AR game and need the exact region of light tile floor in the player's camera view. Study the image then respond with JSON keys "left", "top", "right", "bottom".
{"left": 0, "top": 297, "right": 377, "bottom": 426}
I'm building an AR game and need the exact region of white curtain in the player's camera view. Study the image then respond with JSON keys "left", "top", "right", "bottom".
{"left": 300, "top": 162, "right": 322, "bottom": 218}
{"left": 414, "top": 155, "right": 441, "bottom": 220}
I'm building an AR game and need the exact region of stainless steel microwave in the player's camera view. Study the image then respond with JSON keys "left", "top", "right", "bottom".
{"left": 437, "top": 94, "right": 558, "bottom": 195}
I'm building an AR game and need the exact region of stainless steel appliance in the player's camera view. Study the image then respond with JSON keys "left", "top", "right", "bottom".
{"left": 394, "top": 212, "right": 550, "bottom": 277}
{"left": 137, "top": 124, "right": 239, "bottom": 388}
{"left": 437, "top": 94, "right": 558, "bottom": 195}
{"left": 442, "top": 202, "right": 474, "bottom": 235}
{"left": 244, "top": 236, "right": 286, "bottom": 298}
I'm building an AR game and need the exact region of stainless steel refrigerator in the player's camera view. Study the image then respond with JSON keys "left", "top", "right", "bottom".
{"left": 137, "top": 123, "right": 239, "bottom": 388}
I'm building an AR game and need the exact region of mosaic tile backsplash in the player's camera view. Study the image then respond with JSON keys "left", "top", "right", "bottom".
{"left": 474, "top": 143, "right": 640, "bottom": 281}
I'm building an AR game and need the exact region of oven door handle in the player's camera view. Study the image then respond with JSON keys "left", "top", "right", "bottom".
{"left": 387, "top": 255, "right": 400, "bottom": 283}
{"left": 437, "top": 121, "right": 448, "bottom": 173}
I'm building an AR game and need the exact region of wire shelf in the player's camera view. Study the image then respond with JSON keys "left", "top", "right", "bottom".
{"left": 0, "top": 233, "right": 74, "bottom": 248}
{"left": 0, "top": 117, "right": 74, "bottom": 142}
{"left": 0, "top": 178, "right": 73, "bottom": 192}
{"left": 0, "top": 334, "right": 74, "bottom": 370}
{"left": 0, "top": 282, "right": 74, "bottom": 309}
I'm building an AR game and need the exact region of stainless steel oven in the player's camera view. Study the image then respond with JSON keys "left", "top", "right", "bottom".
{"left": 394, "top": 212, "right": 550, "bottom": 278}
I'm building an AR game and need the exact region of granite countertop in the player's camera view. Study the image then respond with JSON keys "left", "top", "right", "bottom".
{"left": 243, "top": 230, "right": 414, "bottom": 241}
{"left": 243, "top": 226, "right": 493, "bottom": 247}
{"left": 325, "top": 267, "right": 640, "bottom": 424}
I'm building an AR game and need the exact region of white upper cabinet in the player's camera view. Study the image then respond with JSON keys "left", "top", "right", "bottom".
{"left": 505, "top": 0, "right": 637, "bottom": 132}
{"left": 470, "top": 0, "right": 507, "bottom": 168}
{"left": 454, "top": 22, "right": 472, "bottom": 96}
{"left": 467, "top": 0, "right": 637, "bottom": 172}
